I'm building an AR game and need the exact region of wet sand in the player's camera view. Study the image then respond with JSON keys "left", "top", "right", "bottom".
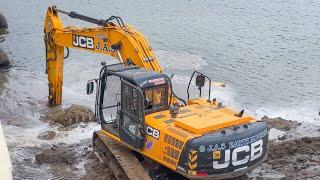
{"left": 35, "top": 139, "right": 114, "bottom": 180}
{"left": 251, "top": 137, "right": 320, "bottom": 179}
{"left": 11, "top": 138, "right": 113, "bottom": 180}
{"left": 248, "top": 117, "right": 320, "bottom": 179}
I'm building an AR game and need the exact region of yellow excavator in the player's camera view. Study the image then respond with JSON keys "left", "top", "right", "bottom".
{"left": 44, "top": 6, "right": 268, "bottom": 179}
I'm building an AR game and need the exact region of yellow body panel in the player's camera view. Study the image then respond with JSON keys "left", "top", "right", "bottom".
{"left": 101, "top": 99, "right": 256, "bottom": 171}
{"left": 142, "top": 111, "right": 197, "bottom": 170}
{"left": 174, "top": 106, "right": 254, "bottom": 134}
{"left": 142, "top": 99, "right": 256, "bottom": 170}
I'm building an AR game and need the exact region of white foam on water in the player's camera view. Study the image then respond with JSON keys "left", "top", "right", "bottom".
{"left": 211, "top": 86, "right": 238, "bottom": 108}
{"left": 0, "top": 66, "right": 101, "bottom": 149}
{"left": 255, "top": 104, "right": 320, "bottom": 124}
{"left": 156, "top": 50, "right": 208, "bottom": 71}
{"left": 3, "top": 124, "right": 47, "bottom": 148}
{"left": 3, "top": 121, "right": 100, "bottom": 147}
{"left": 49, "top": 123, "right": 100, "bottom": 145}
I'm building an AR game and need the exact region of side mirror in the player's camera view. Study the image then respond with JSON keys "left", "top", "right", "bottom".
{"left": 196, "top": 75, "right": 205, "bottom": 88}
{"left": 86, "top": 80, "right": 94, "bottom": 95}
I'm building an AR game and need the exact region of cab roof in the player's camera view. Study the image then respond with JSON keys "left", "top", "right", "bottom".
{"left": 105, "top": 63, "right": 169, "bottom": 88}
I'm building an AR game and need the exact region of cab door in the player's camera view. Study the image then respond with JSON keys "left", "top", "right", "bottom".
{"left": 119, "top": 79, "right": 145, "bottom": 149}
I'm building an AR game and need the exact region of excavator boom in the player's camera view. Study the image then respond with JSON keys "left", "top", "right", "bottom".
{"left": 44, "top": 6, "right": 162, "bottom": 106}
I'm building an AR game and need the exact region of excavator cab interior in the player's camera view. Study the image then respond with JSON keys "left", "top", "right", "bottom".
{"left": 143, "top": 84, "right": 169, "bottom": 113}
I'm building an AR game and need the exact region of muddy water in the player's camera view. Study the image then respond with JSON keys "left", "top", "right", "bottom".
{"left": 0, "top": 0, "right": 320, "bottom": 179}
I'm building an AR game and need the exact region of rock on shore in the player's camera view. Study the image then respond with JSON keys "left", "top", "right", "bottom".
{"left": 43, "top": 104, "right": 95, "bottom": 127}
{"left": 0, "top": 12, "right": 8, "bottom": 29}
{"left": 0, "top": 48, "right": 10, "bottom": 69}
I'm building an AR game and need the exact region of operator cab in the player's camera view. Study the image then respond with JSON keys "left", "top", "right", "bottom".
{"left": 87, "top": 63, "right": 171, "bottom": 149}
{"left": 120, "top": 66, "right": 170, "bottom": 114}
{"left": 86, "top": 63, "right": 212, "bottom": 151}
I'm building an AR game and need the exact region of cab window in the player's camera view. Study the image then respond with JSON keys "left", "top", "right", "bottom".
{"left": 122, "top": 82, "right": 142, "bottom": 119}
{"left": 144, "top": 86, "right": 168, "bottom": 113}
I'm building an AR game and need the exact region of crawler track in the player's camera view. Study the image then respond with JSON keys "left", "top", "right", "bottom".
{"left": 93, "top": 131, "right": 150, "bottom": 180}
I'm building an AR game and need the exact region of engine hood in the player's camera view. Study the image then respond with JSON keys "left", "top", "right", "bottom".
{"left": 173, "top": 104, "right": 255, "bottom": 135}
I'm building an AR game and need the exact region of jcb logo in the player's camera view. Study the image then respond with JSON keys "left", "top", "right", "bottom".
{"left": 72, "top": 35, "right": 94, "bottom": 49}
{"left": 146, "top": 126, "right": 160, "bottom": 139}
{"left": 213, "top": 139, "right": 263, "bottom": 169}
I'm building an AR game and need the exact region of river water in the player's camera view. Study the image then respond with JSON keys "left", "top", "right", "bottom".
{"left": 0, "top": 0, "right": 319, "bottom": 179}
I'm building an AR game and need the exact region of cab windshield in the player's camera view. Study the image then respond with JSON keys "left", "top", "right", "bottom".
{"left": 143, "top": 86, "right": 168, "bottom": 113}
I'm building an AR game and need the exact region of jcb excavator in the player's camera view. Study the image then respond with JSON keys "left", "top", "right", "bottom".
{"left": 44, "top": 6, "right": 268, "bottom": 179}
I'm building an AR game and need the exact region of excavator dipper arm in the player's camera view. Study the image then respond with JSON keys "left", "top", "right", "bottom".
{"left": 44, "top": 6, "right": 163, "bottom": 106}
